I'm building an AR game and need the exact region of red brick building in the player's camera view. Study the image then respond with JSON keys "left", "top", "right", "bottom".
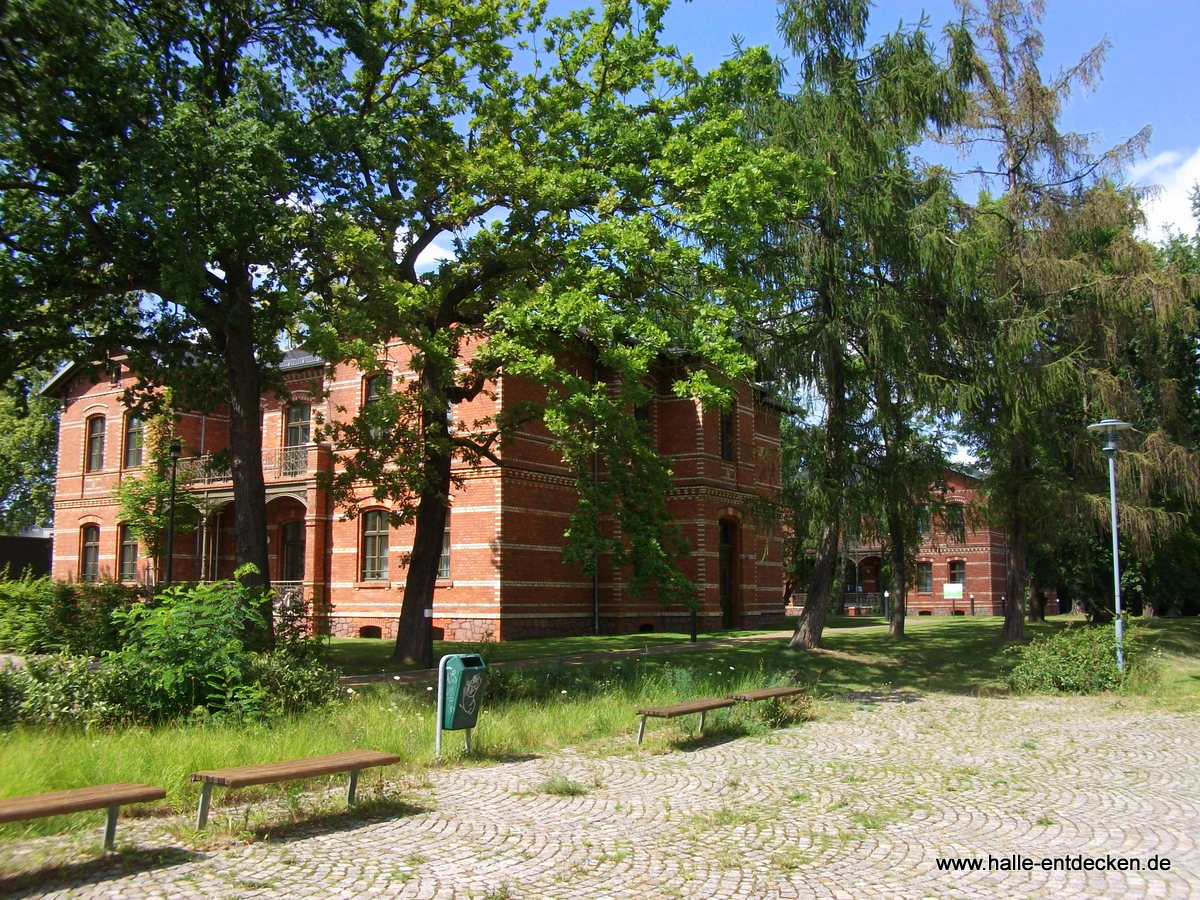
{"left": 44, "top": 345, "right": 786, "bottom": 640}
{"left": 839, "top": 470, "right": 1011, "bottom": 616}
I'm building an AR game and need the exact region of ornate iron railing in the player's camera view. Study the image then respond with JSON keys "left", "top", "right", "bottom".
{"left": 182, "top": 445, "right": 311, "bottom": 486}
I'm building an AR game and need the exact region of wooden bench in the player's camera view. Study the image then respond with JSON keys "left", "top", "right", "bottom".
{"left": 0, "top": 782, "right": 166, "bottom": 851}
{"left": 726, "top": 686, "right": 806, "bottom": 703}
{"left": 634, "top": 698, "right": 737, "bottom": 744}
{"left": 189, "top": 749, "right": 401, "bottom": 828}
{"left": 634, "top": 686, "right": 807, "bottom": 745}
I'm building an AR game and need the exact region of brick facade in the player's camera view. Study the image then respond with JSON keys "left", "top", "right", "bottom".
{"left": 45, "top": 346, "right": 786, "bottom": 641}
{"left": 841, "top": 471, "right": 1011, "bottom": 616}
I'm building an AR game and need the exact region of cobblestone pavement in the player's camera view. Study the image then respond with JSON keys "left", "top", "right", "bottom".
{"left": 2, "top": 692, "right": 1197, "bottom": 899}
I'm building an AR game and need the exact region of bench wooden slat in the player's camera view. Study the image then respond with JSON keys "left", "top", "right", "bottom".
{"left": 190, "top": 749, "right": 402, "bottom": 829}
{"left": 634, "top": 698, "right": 737, "bottom": 745}
{"left": 190, "top": 750, "right": 401, "bottom": 789}
{"left": 0, "top": 783, "right": 166, "bottom": 823}
{"left": 726, "top": 686, "right": 805, "bottom": 702}
{"left": 635, "top": 698, "right": 737, "bottom": 719}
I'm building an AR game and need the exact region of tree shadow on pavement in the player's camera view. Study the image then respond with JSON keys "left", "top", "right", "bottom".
{"left": 0, "top": 846, "right": 202, "bottom": 900}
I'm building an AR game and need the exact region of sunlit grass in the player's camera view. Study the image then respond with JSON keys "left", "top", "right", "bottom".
{"left": 3, "top": 615, "right": 1197, "bottom": 842}
{"left": 325, "top": 629, "right": 778, "bottom": 675}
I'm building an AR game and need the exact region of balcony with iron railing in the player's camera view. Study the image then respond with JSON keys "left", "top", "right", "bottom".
{"left": 182, "top": 445, "right": 317, "bottom": 487}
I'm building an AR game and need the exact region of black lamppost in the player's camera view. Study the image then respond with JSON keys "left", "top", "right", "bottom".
{"left": 164, "top": 438, "right": 182, "bottom": 584}
{"left": 1088, "top": 419, "right": 1133, "bottom": 671}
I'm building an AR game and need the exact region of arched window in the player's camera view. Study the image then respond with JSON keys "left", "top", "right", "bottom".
{"left": 361, "top": 510, "right": 389, "bottom": 581}
{"left": 123, "top": 416, "right": 144, "bottom": 468}
{"left": 118, "top": 525, "right": 138, "bottom": 582}
{"left": 81, "top": 525, "right": 101, "bottom": 581}
{"left": 86, "top": 416, "right": 106, "bottom": 472}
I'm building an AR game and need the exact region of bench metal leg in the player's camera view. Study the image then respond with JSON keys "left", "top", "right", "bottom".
{"left": 104, "top": 805, "right": 119, "bottom": 851}
{"left": 347, "top": 769, "right": 360, "bottom": 806}
{"left": 698, "top": 711, "right": 707, "bottom": 734}
{"left": 195, "top": 782, "right": 213, "bottom": 829}
{"left": 637, "top": 716, "right": 648, "bottom": 745}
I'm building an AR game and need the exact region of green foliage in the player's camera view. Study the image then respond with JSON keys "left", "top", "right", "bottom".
{"left": 0, "top": 577, "right": 338, "bottom": 727}
{"left": 10, "top": 654, "right": 128, "bottom": 728}
{"left": 1006, "top": 623, "right": 1148, "bottom": 694}
{"left": 0, "top": 577, "right": 148, "bottom": 655}
{"left": 0, "top": 369, "right": 58, "bottom": 532}
{"left": 114, "top": 409, "right": 201, "bottom": 560}
{"left": 107, "top": 578, "right": 269, "bottom": 720}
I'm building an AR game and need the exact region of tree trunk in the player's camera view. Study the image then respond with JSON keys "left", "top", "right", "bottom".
{"left": 222, "top": 282, "right": 272, "bottom": 649}
{"left": 1000, "top": 508, "right": 1027, "bottom": 641}
{"left": 791, "top": 519, "right": 839, "bottom": 649}
{"left": 1027, "top": 580, "right": 1046, "bottom": 622}
{"left": 886, "top": 508, "right": 907, "bottom": 638}
{"left": 392, "top": 366, "right": 452, "bottom": 668}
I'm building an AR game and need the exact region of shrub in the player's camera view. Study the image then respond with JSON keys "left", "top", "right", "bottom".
{"left": 246, "top": 650, "right": 341, "bottom": 717}
{"left": 0, "top": 576, "right": 148, "bottom": 655}
{"left": 1006, "top": 622, "right": 1148, "bottom": 694}
{"left": 0, "top": 666, "right": 25, "bottom": 728}
{"left": 12, "top": 654, "right": 128, "bottom": 728}
{"left": 0, "top": 573, "right": 342, "bottom": 729}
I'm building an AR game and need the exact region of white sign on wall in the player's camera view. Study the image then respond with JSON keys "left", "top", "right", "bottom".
{"left": 944, "top": 582, "right": 964, "bottom": 600}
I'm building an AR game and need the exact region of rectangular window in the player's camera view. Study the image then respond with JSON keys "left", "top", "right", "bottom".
{"left": 86, "top": 417, "right": 106, "bottom": 472}
{"left": 719, "top": 408, "right": 735, "bottom": 461}
{"left": 438, "top": 528, "right": 451, "bottom": 579}
{"left": 81, "top": 525, "right": 101, "bottom": 582}
{"left": 949, "top": 560, "right": 965, "bottom": 587}
{"left": 118, "top": 525, "right": 138, "bottom": 582}
{"left": 917, "top": 561, "right": 933, "bottom": 594}
{"left": 947, "top": 504, "right": 966, "bottom": 543}
{"left": 364, "top": 374, "right": 391, "bottom": 442}
{"left": 285, "top": 403, "right": 311, "bottom": 447}
{"left": 916, "top": 505, "right": 930, "bottom": 535}
{"left": 361, "top": 510, "right": 389, "bottom": 581}
{"left": 283, "top": 403, "right": 311, "bottom": 476}
{"left": 123, "top": 416, "right": 144, "bottom": 468}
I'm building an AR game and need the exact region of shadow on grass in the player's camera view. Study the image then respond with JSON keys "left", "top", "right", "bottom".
{"left": 0, "top": 846, "right": 202, "bottom": 899}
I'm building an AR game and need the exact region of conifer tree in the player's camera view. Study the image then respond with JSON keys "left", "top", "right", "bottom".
{"left": 742, "top": 0, "right": 969, "bottom": 648}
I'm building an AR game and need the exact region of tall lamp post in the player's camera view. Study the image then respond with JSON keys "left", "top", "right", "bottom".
{"left": 1087, "top": 419, "right": 1132, "bottom": 671}
{"left": 164, "top": 439, "right": 182, "bottom": 585}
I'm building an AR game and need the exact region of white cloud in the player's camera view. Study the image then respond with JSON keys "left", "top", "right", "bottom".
{"left": 1130, "top": 147, "right": 1200, "bottom": 240}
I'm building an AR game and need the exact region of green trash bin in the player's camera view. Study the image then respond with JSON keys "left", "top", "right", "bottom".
{"left": 441, "top": 654, "right": 487, "bottom": 731}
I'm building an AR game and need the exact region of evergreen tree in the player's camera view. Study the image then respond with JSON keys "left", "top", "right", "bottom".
{"left": 742, "top": 0, "right": 969, "bottom": 648}
{"left": 951, "top": 0, "right": 1196, "bottom": 639}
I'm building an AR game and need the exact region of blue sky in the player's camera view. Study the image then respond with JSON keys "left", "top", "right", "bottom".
{"left": 647, "top": 0, "right": 1200, "bottom": 240}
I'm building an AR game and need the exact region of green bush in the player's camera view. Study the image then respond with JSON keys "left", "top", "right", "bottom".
{"left": 12, "top": 654, "right": 129, "bottom": 728}
{"left": 0, "top": 576, "right": 148, "bottom": 655}
{"left": 1006, "top": 623, "right": 1146, "bottom": 694}
{"left": 0, "top": 574, "right": 340, "bottom": 728}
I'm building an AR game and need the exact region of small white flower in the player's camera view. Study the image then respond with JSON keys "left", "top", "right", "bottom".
{"left": 561, "top": 690, "right": 568, "bottom": 695}
{"left": 393, "top": 675, "right": 402, "bottom": 680}
{"left": 729, "top": 666, "right": 735, "bottom": 671}
{"left": 427, "top": 686, "right": 434, "bottom": 691}
{"left": 346, "top": 688, "right": 356, "bottom": 694}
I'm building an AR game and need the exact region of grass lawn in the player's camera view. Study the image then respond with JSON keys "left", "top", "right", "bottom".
{"left": 324, "top": 629, "right": 751, "bottom": 675}
{"left": 2, "top": 614, "right": 1196, "bottom": 842}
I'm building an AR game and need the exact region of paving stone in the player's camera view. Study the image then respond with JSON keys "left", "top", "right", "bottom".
{"left": 1, "top": 692, "right": 1197, "bottom": 898}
